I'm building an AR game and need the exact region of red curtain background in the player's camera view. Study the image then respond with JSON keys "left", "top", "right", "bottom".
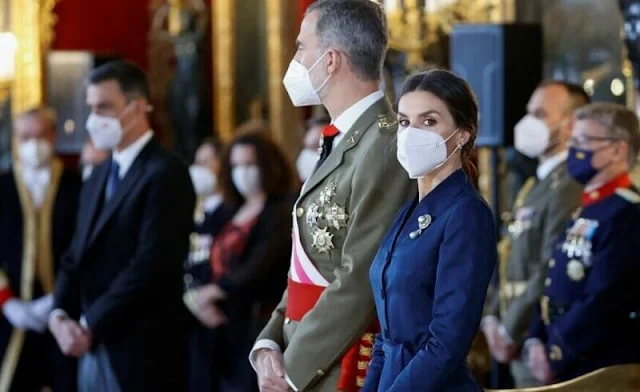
{"left": 53, "top": 0, "right": 314, "bottom": 68}
{"left": 52, "top": 0, "right": 151, "bottom": 69}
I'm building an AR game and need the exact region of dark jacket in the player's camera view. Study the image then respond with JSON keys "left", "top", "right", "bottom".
{"left": 364, "top": 170, "right": 497, "bottom": 392}
{"left": 54, "top": 139, "right": 196, "bottom": 391}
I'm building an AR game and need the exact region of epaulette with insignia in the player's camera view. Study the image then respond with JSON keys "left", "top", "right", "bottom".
{"left": 377, "top": 114, "right": 397, "bottom": 132}
{"left": 615, "top": 188, "right": 640, "bottom": 204}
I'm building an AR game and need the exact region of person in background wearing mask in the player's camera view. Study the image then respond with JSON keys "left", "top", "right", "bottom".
{"left": 361, "top": 69, "right": 496, "bottom": 391}
{"left": 49, "top": 60, "right": 195, "bottom": 392}
{"left": 251, "top": 1, "right": 414, "bottom": 391}
{"left": 0, "top": 107, "right": 80, "bottom": 391}
{"left": 525, "top": 103, "right": 640, "bottom": 384}
{"left": 189, "top": 137, "right": 232, "bottom": 232}
{"left": 79, "top": 139, "right": 109, "bottom": 182}
{"left": 482, "top": 81, "right": 589, "bottom": 387}
{"left": 189, "top": 130, "right": 293, "bottom": 391}
{"left": 184, "top": 136, "right": 237, "bottom": 392}
{"left": 295, "top": 118, "right": 326, "bottom": 183}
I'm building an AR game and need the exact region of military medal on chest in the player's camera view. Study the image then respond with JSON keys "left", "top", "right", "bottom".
{"left": 562, "top": 218, "right": 599, "bottom": 265}
{"left": 561, "top": 217, "right": 599, "bottom": 281}
{"left": 304, "top": 182, "right": 349, "bottom": 253}
{"left": 566, "top": 259, "right": 586, "bottom": 282}
{"left": 508, "top": 206, "right": 534, "bottom": 240}
{"left": 325, "top": 203, "right": 348, "bottom": 230}
{"left": 312, "top": 227, "right": 335, "bottom": 253}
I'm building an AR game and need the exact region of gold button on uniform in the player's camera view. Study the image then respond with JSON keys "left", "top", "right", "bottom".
{"left": 296, "top": 207, "right": 304, "bottom": 217}
{"left": 549, "top": 345, "right": 563, "bottom": 361}
{"left": 549, "top": 259, "right": 556, "bottom": 268}
{"left": 317, "top": 369, "right": 325, "bottom": 376}
{"left": 545, "top": 278, "right": 552, "bottom": 287}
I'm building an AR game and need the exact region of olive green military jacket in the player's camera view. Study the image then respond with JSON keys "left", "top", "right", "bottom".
{"left": 487, "top": 163, "right": 582, "bottom": 343}
{"left": 256, "top": 98, "right": 415, "bottom": 391}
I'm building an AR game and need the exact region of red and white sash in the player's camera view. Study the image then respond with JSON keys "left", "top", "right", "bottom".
{"left": 290, "top": 211, "right": 330, "bottom": 287}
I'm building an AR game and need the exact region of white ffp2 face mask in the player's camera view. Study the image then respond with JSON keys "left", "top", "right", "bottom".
{"left": 282, "top": 51, "right": 332, "bottom": 107}
{"left": 189, "top": 165, "right": 217, "bottom": 197}
{"left": 232, "top": 165, "right": 261, "bottom": 197}
{"left": 86, "top": 113, "right": 123, "bottom": 151}
{"left": 18, "top": 139, "right": 53, "bottom": 168}
{"left": 514, "top": 114, "right": 556, "bottom": 158}
{"left": 397, "top": 127, "right": 461, "bottom": 179}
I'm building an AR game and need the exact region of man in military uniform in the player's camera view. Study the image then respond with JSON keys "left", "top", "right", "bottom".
{"left": 525, "top": 103, "right": 640, "bottom": 384}
{"left": 0, "top": 107, "right": 80, "bottom": 391}
{"left": 482, "top": 81, "right": 589, "bottom": 387}
{"left": 249, "top": 1, "right": 414, "bottom": 391}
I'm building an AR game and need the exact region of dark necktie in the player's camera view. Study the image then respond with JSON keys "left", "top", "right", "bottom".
{"left": 106, "top": 160, "right": 121, "bottom": 201}
{"left": 315, "top": 124, "right": 340, "bottom": 171}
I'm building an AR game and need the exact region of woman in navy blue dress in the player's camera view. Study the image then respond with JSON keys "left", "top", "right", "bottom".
{"left": 362, "top": 70, "right": 497, "bottom": 391}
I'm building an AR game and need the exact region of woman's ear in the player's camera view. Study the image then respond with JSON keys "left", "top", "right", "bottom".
{"left": 457, "top": 129, "right": 471, "bottom": 148}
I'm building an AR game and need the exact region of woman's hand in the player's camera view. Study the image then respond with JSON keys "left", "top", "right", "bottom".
{"left": 194, "top": 284, "right": 228, "bottom": 328}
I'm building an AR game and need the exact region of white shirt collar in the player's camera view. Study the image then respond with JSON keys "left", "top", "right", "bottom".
{"left": 203, "top": 194, "right": 224, "bottom": 213}
{"left": 21, "top": 165, "right": 51, "bottom": 208}
{"left": 332, "top": 90, "right": 384, "bottom": 146}
{"left": 112, "top": 130, "right": 154, "bottom": 178}
{"left": 536, "top": 150, "right": 568, "bottom": 180}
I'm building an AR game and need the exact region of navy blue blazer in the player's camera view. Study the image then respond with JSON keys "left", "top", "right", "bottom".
{"left": 363, "top": 170, "right": 497, "bottom": 391}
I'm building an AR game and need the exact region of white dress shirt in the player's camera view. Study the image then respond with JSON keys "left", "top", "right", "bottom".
{"left": 21, "top": 165, "right": 51, "bottom": 208}
{"left": 248, "top": 90, "right": 385, "bottom": 391}
{"left": 536, "top": 150, "right": 568, "bottom": 180}
{"left": 331, "top": 90, "right": 385, "bottom": 146}
{"left": 111, "top": 131, "right": 154, "bottom": 179}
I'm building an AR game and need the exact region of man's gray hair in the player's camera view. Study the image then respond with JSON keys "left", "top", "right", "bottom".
{"left": 307, "top": 0, "right": 388, "bottom": 81}
{"left": 575, "top": 102, "right": 640, "bottom": 166}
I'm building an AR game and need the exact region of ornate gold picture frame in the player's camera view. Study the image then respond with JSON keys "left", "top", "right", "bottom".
{"left": 7, "top": 0, "right": 58, "bottom": 116}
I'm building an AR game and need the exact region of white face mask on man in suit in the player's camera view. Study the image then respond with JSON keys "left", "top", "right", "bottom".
{"left": 85, "top": 103, "right": 139, "bottom": 151}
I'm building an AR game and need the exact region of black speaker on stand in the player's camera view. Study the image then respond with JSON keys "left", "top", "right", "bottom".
{"left": 450, "top": 23, "right": 542, "bottom": 226}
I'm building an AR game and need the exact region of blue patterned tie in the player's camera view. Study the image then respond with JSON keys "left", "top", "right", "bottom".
{"left": 106, "top": 160, "right": 121, "bottom": 201}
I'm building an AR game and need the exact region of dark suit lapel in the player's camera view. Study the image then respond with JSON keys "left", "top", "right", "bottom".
{"left": 86, "top": 140, "right": 155, "bottom": 248}
{"left": 77, "top": 162, "right": 110, "bottom": 254}
{"left": 300, "top": 98, "right": 390, "bottom": 200}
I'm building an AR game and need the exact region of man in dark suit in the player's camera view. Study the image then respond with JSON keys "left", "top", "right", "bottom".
{"left": 49, "top": 60, "right": 195, "bottom": 392}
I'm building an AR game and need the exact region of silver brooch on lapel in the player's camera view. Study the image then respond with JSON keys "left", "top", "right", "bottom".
{"left": 409, "top": 214, "right": 432, "bottom": 239}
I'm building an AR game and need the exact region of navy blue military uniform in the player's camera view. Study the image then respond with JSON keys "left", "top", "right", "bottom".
{"left": 527, "top": 173, "right": 640, "bottom": 382}
{"left": 363, "top": 170, "right": 497, "bottom": 391}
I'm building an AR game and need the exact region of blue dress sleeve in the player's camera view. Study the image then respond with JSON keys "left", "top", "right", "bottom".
{"left": 388, "top": 199, "right": 497, "bottom": 391}
{"left": 361, "top": 333, "right": 385, "bottom": 392}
